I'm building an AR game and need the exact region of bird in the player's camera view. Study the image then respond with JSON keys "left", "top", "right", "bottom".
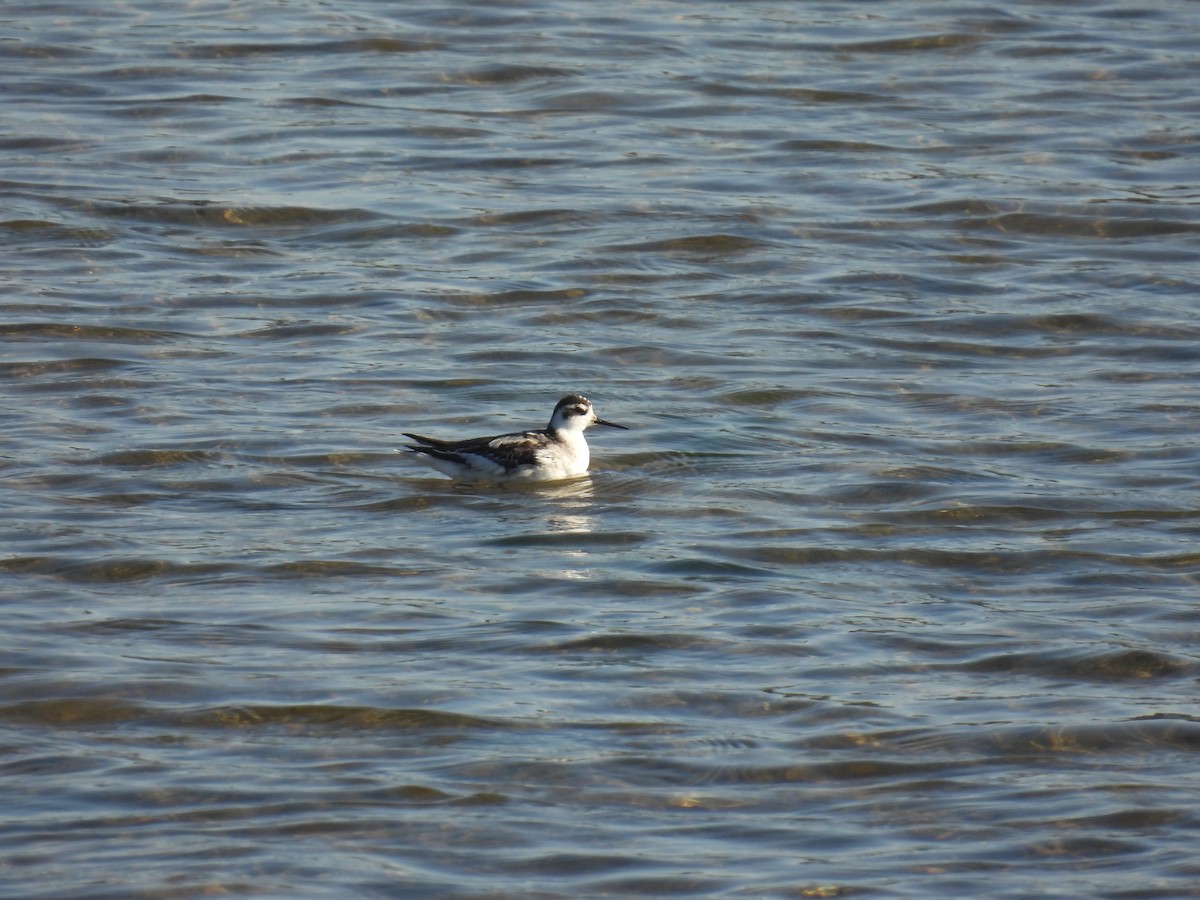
{"left": 401, "top": 394, "right": 628, "bottom": 482}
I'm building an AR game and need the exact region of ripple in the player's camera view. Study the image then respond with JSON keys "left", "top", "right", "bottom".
{"left": 91, "top": 448, "right": 222, "bottom": 467}
{"left": 840, "top": 32, "right": 986, "bottom": 53}
{"left": 86, "top": 201, "right": 377, "bottom": 229}
{"left": 0, "top": 218, "right": 116, "bottom": 245}
{"left": 970, "top": 212, "right": 1199, "bottom": 239}
{"left": 707, "top": 543, "right": 1200, "bottom": 576}
{"left": 178, "top": 37, "right": 441, "bottom": 60}
{"left": 0, "top": 357, "right": 131, "bottom": 380}
{"left": 958, "top": 647, "right": 1194, "bottom": 682}
{"left": 262, "top": 560, "right": 420, "bottom": 579}
{"left": 0, "top": 556, "right": 224, "bottom": 584}
{"left": 544, "top": 632, "right": 726, "bottom": 654}
{"left": 443, "top": 63, "right": 577, "bottom": 86}
{"left": 437, "top": 287, "right": 588, "bottom": 309}
{"left": 605, "top": 234, "right": 773, "bottom": 257}
{"left": 810, "top": 718, "right": 1200, "bottom": 759}
{"left": 0, "top": 699, "right": 514, "bottom": 732}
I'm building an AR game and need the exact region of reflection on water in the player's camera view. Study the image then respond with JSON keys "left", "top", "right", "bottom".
{"left": 540, "top": 477, "right": 596, "bottom": 540}
{"left": 4, "top": 0, "right": 1200, "bottom": 897}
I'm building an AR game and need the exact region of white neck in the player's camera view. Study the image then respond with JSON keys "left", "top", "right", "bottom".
{"left": 547, "top": 427, "right": 590, "bottom": 476}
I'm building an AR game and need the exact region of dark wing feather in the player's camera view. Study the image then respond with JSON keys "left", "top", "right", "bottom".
{"left": 402, "top": 432, "right": 457, "bottom": 449}
{"left": 404, "top": 430, "right": 550, "bottom": 473}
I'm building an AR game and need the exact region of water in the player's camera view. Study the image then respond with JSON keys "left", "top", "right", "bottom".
{"left": 3, "top": 1, "right": 1200, "bottom": 896}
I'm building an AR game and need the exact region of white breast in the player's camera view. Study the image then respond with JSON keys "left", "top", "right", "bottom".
{"left": 527, "top": 432, "right": 589, "bottom": 480}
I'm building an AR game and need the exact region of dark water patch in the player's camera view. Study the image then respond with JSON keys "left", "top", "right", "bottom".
{"left": 624, "top": 689, "right": 817, "bottom": 720}
{"left": 0, "top": 218, "right": 116, "bottom": 245}
{"left": 486, "top": 531, "right": 647, "bottom": 549}
{"left": 443, "top": 63, "right": 577, "bottom": 86}
{"left": 776, "top": 138, "right": 900, "bottom": 154}
{"left": 0, "top": 753, "right": 106, "bottom": 779}
{"left": 0, "top": 357, "right": 131, "bottom": 381}
{"left": 860, "top": 335, "right": 1074, "bottom": 364}
{"left": 99, "top": 99, "right": 243, "bottom": 122}
{"left": 804, "top": 428, "right": 922, "bottom": 455}
{"left": 318, "top": 221, "right": 460, "bottom": 243}
{"left": 357, "top": 491, "right": 473, "bottom": 514}
{"left": 162, "top": 92, "right": 238, "bottom": 106}
{"left": 606, "top": 234, "right": 772, "bottom": 258}
{"left": 232, "top": 321, "right": 362, "bottom": 341}
{"left": 546, "top": 869, "right": 719, "bottom": 898}
{"left": 92, "top": 448, "right": 223, "bottom": 468}
{"left": 536, "top": 578, "right": 701, "bottom": 600}
{"left": 1068, "top": 807, "right": 1195, "bottom": 832}
{"left": 545, "top": 632, "right": 726, "bottom": 655}
{"left": 70, "top": 492, "right": 165, "bottom": 507}
{"left": 92, "top": 65, "right": 192, "bottom": 83}
{"left": 937, "top": 440, "right": 1136, "bottom": 466}
{"left": 5, "top": 76, "right": 109, "bottom": 100}
{"left": 0, "top": 556, "right": 227, "bottom": 585}
{"left": 437, "top": 287, "right": 588, "bottom": 309}
{"left": 323, "top": 36, "right": 444, "bottom": 55}
{"left": 63, "top": 616, "right": 195, "bottom": 635}
{"left": 1093, "top": 367, "right": 1200, "bottom": 385}
{"left": 802, "top": 718, "right": 1200, "bottom": 759}
{"left": 813, "top": 277, "right": 1009, "bottom": 316}
{"left": 178, "top": 37, "right": 441, "bottom": 61}
{"left": 280, "top": 95, "right": 381, "bottom": 110}
{"left": 0, "top": 39, "right": 90, "bottom": 61}
{"left": 193, "top": 705, "right": 513, "bottom": 733}
{"left": 392, "top": 124, "right": 493, "bottom": 143}
{"left": 85, "top": 201, "right": 377, "bottom": 229}
{"left": 174, "top": 240, "right": 284, "bottom": 259}
{"left": 607, "top": 345, "right": 744, "bottom": 369}
{"left": 977, "top": 719, "right": 1200, "bottom": 758}
{"left": 1103, "top": 346, "right": 1200, "bottom": 369}
{"left": 711, "top": 543, "right": 1200, "bottom": 577}
{"left": 268, "top": 448, "right": 391, "bottom": 467}
{"left": 958, "top": 648, "right": 1193, "bottom": 684}
{"left": 873, "top": 464, "right": 1003, "bottom": 485}
{"left": 1029, "top": 313, "right": 1181, "bottom": 338}
{"left": 0, "top": 322, "right": 185, "bottom": 343}
{"left": 839, "top": 33, "right": 987, "bottom": 54}
{"left": 908, "top": 311, "right": 1200, "bottom": 347}
{"left": 0, "top": 699, "right": 513, "bottom": 733}
{"left": 608, "top": 753, "right": 946, "bottom": 788}
{"left": 524, "top": 306, "right": 681, "bottom": 328}
{"left": 961, "top": 211, "right": 1199, "bottom": 240}
{"left": 188, "top": 289, "right": 395, "bottom": 310}
{"left": 465, "top": 208, "right": 593, "bottom": 229}
{"left": 700, "top": 82, "right": 891, "bottom": 105}
{"left": 532, "top": 88, "right": 661, "bottom": 113}
{"left": 262, "top": 560, "right": 421, "bottom": 579}
{"left": 648, "top": 558, "right": 775, "bottom": 580}
{"left": 119, "top": 145, "right": 224, "bottom": 165}
{"left": 0, "top": 698, "right": 151, "bottom": 729}
{"left": 454, "top": 347, "right": 592, "bottom": 366}
{"left": 871, "top": 503, "right": 1094, "bottom": 527}
{"left": 718, "top": 387, "right": 814, "bottom": 407}
{"left": 401, "top": 153, "right": 573, "bottom": 172}
{"left": 820, "top": 480, "right": 943, "bottom": 507}
{"left": 803, "top": 305, "right": 912, "bottom": 326}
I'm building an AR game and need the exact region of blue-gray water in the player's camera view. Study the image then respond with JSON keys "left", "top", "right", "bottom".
{"left": 4, "top": 2, "right": 1200, "bottom": 897}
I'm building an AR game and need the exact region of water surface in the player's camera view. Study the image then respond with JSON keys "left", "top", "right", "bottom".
{"left": 3, "top": 1, "right": 1200, "bottom": 897}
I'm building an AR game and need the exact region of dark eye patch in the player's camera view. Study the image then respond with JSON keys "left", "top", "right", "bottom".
{"left": 565, "top": 405, "right": 588, "bottom": 417}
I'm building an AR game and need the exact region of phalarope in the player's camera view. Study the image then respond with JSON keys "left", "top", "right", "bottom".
{"left": 402, "top": 394, "right": 627, "bottom": 482}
